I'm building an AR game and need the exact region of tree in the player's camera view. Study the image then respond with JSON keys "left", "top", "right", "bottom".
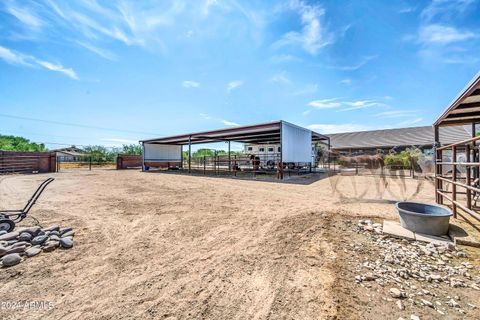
{"left": 83, "top": 145, "right": 118, "bottom": 162}
{"left": 0, "top": 134, "right": 47, "bottom": 152}
{"left": 121, "top": 144, "right": 142, "bottom": 155}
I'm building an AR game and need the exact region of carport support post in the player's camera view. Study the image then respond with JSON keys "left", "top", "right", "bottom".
{"left": 327, "top": 137, "right": 331, "bottom": 171}
{"left": 188, "top": 135, "right": 192, "bottom": 174}
{"left": 180, "top": 145, "right": 183, "bottom": 169}
{"left": 278, "top": 121, "right": 283, "bottom": 180}
{"left": 434, "top": 125, "right": 442, "bottom": 204}
{"left": 141, "top": 142, "right": 145, "bottom": 171}
{"left": 228, "top": 141, "right": 231, "bottom": 173}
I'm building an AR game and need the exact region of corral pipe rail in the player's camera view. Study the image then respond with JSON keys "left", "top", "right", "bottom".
{"left": 435, "top": 135, "right": 480, "bottom": 228}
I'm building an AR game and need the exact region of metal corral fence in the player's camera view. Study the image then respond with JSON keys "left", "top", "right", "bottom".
{"left": 0, "top": 151, "right": 56, "bottom": 175}
{"left": 326, "top": 151, "right": 432, "bottom": 178}
{"left": 56, "top": 155, "right": 116, "bottom": 171}
{"left": 435, "top": 135, "right": 480, "bottom": 227}
{"left": 145, "top": 153, "right": 315, "bottom": 178}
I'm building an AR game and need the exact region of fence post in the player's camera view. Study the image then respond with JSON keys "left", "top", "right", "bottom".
{"left": 204, "top": 156, "right": 206, "bottom": 175}
{"left": 466, "top": 144, "right": 472, "bottom": 209}
{"left": 452, "top": 145, "right": 457, "bottom": 218}
{"left": 410, "top": 155, "right": 414, "bottom": 178}
{"left": 234, "top": 155, "right": 237, "bottom": 177}
{"left": 89, "top": 156, "right": 92, "bottom": 171}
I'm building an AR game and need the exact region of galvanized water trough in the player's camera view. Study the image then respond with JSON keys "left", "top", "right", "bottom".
{"left": 395, "top": 202, "right": 452, "bottom": 236}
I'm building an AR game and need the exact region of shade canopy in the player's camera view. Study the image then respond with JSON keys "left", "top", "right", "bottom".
{"left": 140, "top": 121, "right": 329, "bottom": 145}
{"left": 435, "top": 71, "right": 480, "bottom": 127}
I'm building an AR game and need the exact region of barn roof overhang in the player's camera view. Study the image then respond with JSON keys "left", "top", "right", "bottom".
{"left": 140, "top": 120, "right": 329, "bottom": 145}
{"left": 434, "top": 71, "right": 480, "bottom": 127}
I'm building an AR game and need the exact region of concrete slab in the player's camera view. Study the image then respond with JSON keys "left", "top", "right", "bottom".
{"left": 414, "top": 233, "right": 452, "bottom": 245}
{"left": 448, "top": 223, "right": 480, "bottom": 248}
{"left": 382, "top": 220, "right": 415, "bottom": 240}
{"left": 382, "top": 220, "right": 453, "bottom": 244}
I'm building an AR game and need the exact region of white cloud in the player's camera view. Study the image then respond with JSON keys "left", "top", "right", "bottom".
{"left": 35, "top": 60, "right": 78, "bottom": 80}
{"left": 341, "top": 99, "right": 382, "bottom": 111}
{"left": 308, "top": 98, "right": 342, "bottom": 109}
{"left": 6, "top": 4, "right": 43, "bottom": 28}
{"left": 418, "top": 24, "right": 476, "bottom": 44}
{"left": 182, "top": 80, "right": 200, "bottom": 88}
{"left": 307, "top": 123, "right": 377, "bottom": 134}
{"left": 406, "top": 1, "right": 478, "bottom": 64}
{"left": 200, "top": 113, "right": 239, "bottom": 126}
{"left": 270, "top": 71, "right": 290, "bottom": 84}
{"left": 70, "top": 11, "right": 141, "bottom": 46}
{"left": 77, "top": 42, "right": 117, "bottom": 61}
{"left": 421, "top": 0, "right": 475, "bottom": 22}
{"left": 0, "top": 45, "right": 78, "bottom": 80}
{"left": 274, "top": 0, "right": 332, "bottom": 55}
{"left": 227, "top": 80, "right": 243, "bottom": 92}
{"left": 327, "top": 55, "right": 378, "bottom": 71}
{"left": 340, "top": 79, "right": 351, "bottom": 85}
{"left": 0, "top": 46, "right": 30, "bottom": 66}
{"left": 306, "top": 97, "right": 387, "bottom": 112}
{"left": 221, "top": 120, "right": 240, "bottom": 126}
{"left": 398, "top": 117, "right": 424, "bottom": 126}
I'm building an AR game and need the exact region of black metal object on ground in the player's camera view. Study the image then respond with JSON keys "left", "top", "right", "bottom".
{"left": 0, "top": 177, "right": 54, "bottom": 232}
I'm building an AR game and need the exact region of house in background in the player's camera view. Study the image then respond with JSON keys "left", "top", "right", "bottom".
{"left": 51, "top": 145, "right": 85, "bottom": 162}
{"left": 327, "top": 126, "right": 471, "bottom": 155}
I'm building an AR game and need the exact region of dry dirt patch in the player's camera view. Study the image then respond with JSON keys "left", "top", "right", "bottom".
{"left": 0, "top": 170, "right": 473, "bottom": 319}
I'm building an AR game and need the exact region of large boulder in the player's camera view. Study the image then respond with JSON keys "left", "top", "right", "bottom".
{"left": 43, "top": 225, "right": 60, "bottom": 232}
{"left": 18, "top": 226, "right": 41, "bottom": 237}
{"left": 18, "top": 232, "right": 33, "bottom": 242}
{"left": 61, "top": 230, "right": 75, "bottom": 238}
{"left": 25, "top": 247, "right": 42, "bottom": 258}
{"left": 31, "top": 235, "right": 48, "bottom": 246}
{"left": 1, "top": 253, "right": 21, "bottom": 267}
{"left": 0, "top": 232, "right": 19, "bottom": 241}
{"left": 60, "top": 238, "right": 74, "bottom": 249}
{"left": 42, "top": 241, "right": 59, "bottom": 252}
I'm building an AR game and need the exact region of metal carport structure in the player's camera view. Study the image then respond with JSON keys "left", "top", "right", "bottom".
{"left": 139, "top": 120, "right": 329, "bottom": 179}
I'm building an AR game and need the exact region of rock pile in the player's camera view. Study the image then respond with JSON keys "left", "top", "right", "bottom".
{"left": 0, "top": 225, "right": 74, "bottom": 268}
{"left": 354, "top": 219, "right": 479, "bottom": 317}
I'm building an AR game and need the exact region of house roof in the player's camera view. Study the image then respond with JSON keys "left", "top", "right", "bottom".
{"left": 51, "top": 146, "right": 85, "bottom": 156}
{"left": 56, "top": 150, "right": 85, "bottom": 157}
{"left": 434, "top": 71, "right": 480, "bottom": 127}
{"left": 140, "top": 120, "right": 328, "bottom": 145}
{"left": 327, "top": 126, "right": 471, "bottom": 150}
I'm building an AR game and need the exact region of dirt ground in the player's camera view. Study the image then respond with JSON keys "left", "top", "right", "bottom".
{"left": 0, "top": 170, "right": 477, "bottom": 319}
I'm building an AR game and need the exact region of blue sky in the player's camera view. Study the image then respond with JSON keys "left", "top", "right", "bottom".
{"left": 0, "top": 0, "right": 480, "bottom": 150}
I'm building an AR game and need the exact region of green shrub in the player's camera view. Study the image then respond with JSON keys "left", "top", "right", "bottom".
{"left": 384, "top": 148, "right": 421, "bottom": 167}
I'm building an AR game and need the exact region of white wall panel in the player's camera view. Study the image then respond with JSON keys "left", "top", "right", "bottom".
{"left": 144, "top": 144, "right": 181, "bottom": 160}
{"left": 281, "top": 122, "right": 312, "bottom": 163}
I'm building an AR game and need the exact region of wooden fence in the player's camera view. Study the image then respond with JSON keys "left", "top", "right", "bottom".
{"left": 435, "top": 135, "right": 480, "bottom": 227}
{"left": 0, "top": 151, "right": 57, "bottom": 174}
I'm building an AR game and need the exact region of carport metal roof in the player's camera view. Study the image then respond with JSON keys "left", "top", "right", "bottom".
{"left": 434, "top": 71, "right": 480, "bottom": 127}
{"left": 140, "top": 120, "right": 329, "bottom": 145}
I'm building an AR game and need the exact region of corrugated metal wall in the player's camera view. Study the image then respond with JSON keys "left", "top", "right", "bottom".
{"left": 144, "top": 144, "right": 181, "bottom": 161}
{"left": 281, "top": 122, "right": 312, "bottom": 163}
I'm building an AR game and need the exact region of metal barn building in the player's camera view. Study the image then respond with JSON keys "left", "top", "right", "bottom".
{"left": 327, "top": 126, "right": 471, "bottom": 154}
